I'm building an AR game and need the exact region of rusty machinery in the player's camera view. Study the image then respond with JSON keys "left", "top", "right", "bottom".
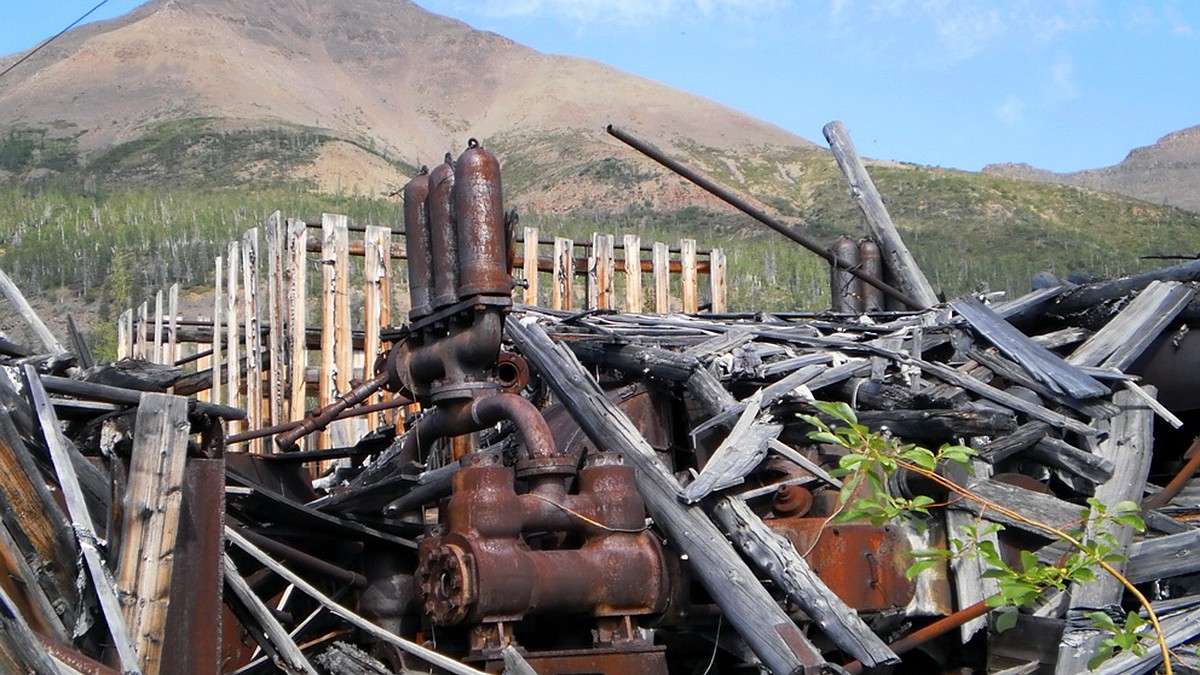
{"left": 287, "top": 139, "right": 926, "bottom": 673}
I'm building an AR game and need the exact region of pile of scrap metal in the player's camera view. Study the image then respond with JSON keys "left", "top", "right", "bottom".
{"left": 6, "top": 140, "right": 1200, "bottom": 675}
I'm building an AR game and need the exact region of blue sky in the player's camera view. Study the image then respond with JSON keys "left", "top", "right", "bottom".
{"left": 1, "top": 0, "right": 1196, "bottom": 173}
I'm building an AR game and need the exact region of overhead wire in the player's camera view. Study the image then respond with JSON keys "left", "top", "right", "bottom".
{"left": 0, "top": 0, "right": 114, "bottom": 83}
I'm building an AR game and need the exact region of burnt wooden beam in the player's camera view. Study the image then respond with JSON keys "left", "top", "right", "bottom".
{"left": 40, "top": 374, "right": 245, "bottom": 420}
{"left": 0, "top": 267, "right": 66, "bottom": 356}
{"left": 1050, "top": 257, "right": 1200, "bottom": 316}
{"left": 223, "top": 552, "right": 320, "bottom": 675}
{"left": 966, "top": 347, "right": 1119, "bottom": 420}
{"left": 507, "top": 317, "right": 827, "bottom": 674}
{"left": 977, "top": 421, "right": 1052, "bottom": 463}
{"left": 682, "top": 392, "right": 780, "bottom": 503}
{"left": 0, "top": 585, "right": 61, "bottom": 675}
{"left": 1066, "top": 280, "right": 1195, "bottom": 370}
{"left": 1125, "top": 529, "right": 1200, "bottom": 584}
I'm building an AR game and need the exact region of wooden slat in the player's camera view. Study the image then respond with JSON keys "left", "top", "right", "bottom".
{"left": 682, "top": 392, "right": 778, "bottom": 502}
{"left": 118, "top": 308, "right": 132, "bottom": 360}
{"left": 25, "top": 366, "right": 142, "bottom": 674}
{"left": 211, "top": 257, "right": 223, "bottom": 406}
{"left": 226, "top": 242, "right": 241, "bottom": 434}
{"left": 552, "top": 237, "right": 573, "bottom": 311}
{"left": 823, "top": 121, "right": 939, "bottom": 309}
{"left": 709, "top": 248, "right": 727, "bottom": 313}
{"left": 953, "top": 297, "right": 1107, "bottom": 399}
{"left": 136, "top": 301, "right": 148, "bottom": 360}
{"left": 946, "top": 459, "right": 1001, "bottom": 640}
{"left": 242, "top": 228, "right": 263, "bottom": 453}
{"left": 222, "top": 554, "right": 319, "bottom": 675}
{"left": 593, "top": 232, "right": 614, "bottom": 310}
{"left": 364, "top": 225, "right": 392, "bottom": 427}
{"left": 0, "top": 585, "right": 61, "bottom": 675}
{"left": 168, "top": 284, "right": 180, "bottom": 367}
{"left": 152, "top": 290, "right": 164, "bottom": 365}
{"left": 266, "top": 213, "right": 286, "bottom": 428}
{"left": 522, "top": 227, "right": 539, "bottom": 305}
{"left": 115, "top": 393, "right": 190, "bottom": 675}
{"left": 653, "top": 241, "right": 670, "bottom": 313}
{"left": 287, "top": 219, "right": 309, "bottom": 432}
{"left": 681, "top": 238, "right": 698, "bottom": 313}
{"left": 623, "top": 234, "right": 642, "bottom": 312}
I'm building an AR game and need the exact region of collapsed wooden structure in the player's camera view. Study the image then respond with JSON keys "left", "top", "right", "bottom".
{"left": 3, "top": 127, "right": 1200, "bottom": 674}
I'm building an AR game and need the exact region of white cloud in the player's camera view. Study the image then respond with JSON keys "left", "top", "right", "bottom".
{"left": 1048, "top": 59, "right": 1078, "bottom": 101}
{"left": 1166, "top": 5, "right": 1195, "bottom": 37}
{"left": 996, "top": 96, "right": 1025, "bottom": 126}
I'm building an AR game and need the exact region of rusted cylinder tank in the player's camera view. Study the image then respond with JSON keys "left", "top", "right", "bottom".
{"left": 830, "top": 235, "right": 862, "bottom": 313}
{"left": 859, "top": 238, "right": 884, "bottom": 312}
{"left": 427, "top": 155, "right": 459, "bottom": 310}
{"left": 453, "top": 139, "right": 512, "bottom": 299}
{"left": 402, "top": 168, "right": 433, "bottom": 320}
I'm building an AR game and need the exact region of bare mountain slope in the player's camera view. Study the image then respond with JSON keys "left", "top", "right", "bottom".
{"left": 0, "top": 0, "right": 812, "bottom": 203}
{"left": 984, "top": 126, "right": 1200, "bottom": 212}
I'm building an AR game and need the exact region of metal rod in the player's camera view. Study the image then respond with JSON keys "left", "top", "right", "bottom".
{"left": 605, "top": 124, "right": 925, "bottom": 310}
{"left": 228, "top": 391, "right": 413, "bottom": 445}
{"left": 841, "top": 599, "right": 991, "bottom": 674}
{"left": 231, "top": 526, "right": 368, "bottom": 589}
{"left": 1143, "top": 436, "right": 1200, "bottom": 511}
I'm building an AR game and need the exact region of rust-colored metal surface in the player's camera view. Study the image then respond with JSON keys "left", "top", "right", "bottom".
{"left": 416, "top": 451, "right": 669, "bottom": 625}
{"left": 403, "top": 167, "right": 434, "bottom": 320}
{"left": 454, "top": 139, "right": 512, "bottom": 299}
{"left": 765, "top": 516, "right": 916, "bottom": 613}
{"left": 427, "top": 156, "right": 460, "bottom": 310}
{"left": 479, "top": 644, "right": 669, "bottom": 674}
{"left": 162, "top": 457, "right": 224, "bottom": 675}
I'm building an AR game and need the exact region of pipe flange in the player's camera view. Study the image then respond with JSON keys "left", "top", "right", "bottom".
{"left": 415, "top": 542, "right": 476, "bottom": 626}
{"left": 493, "top": 352, "right": 530, "bottom": 394}
{"left": 515, "top": 455, "right": 578, "bottom": 479}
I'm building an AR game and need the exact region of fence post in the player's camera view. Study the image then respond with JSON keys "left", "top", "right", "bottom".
{"left": 522, "top": 227, "right": 539, "bottom": 305}
{"left": 287, "top": 219, "right": 309, "bottom": 438}
{"left": 652, "top": 242, "right": 670, "bottom": 313}
{"left": 226, "top": 241, "right": 241, "bottom": 436}
{"left": 153, "top": 290, "right": 164, "bottom": 365}
{"left": 266, "top": 213, "right": 286, "bottom": 430}
{"left": 709, "top": 248, "right": 727, "bottom": 314}
{"left": 242, "top": 228, "right": 263, "bottom": 453}
{"left": 321, "top": 214, "right": 352, "bottom": 450}
{"left": 681, "top": 238, "right": 698, "bottom": 313}
{"left": 553, "top": 237, "right": 573, "bottom": 311}
{"left": 168, "top": 283, "right": 180, "bottom": 366}
{"left": 136, "top": 301, "right": 148, "bottom": 360}
{"left": 364, "top": 225, "right": 392, "bottom": 427}
{"left": 212, "top": 257, "right": 223, "bottom": 405}
{"left": 593, "top": 233, "right": 614, "bottom": 310}
{"left": 623, "top": 234, "right": 642, "bottom": 313}
{"left": 117, "top": 309, "right": 131, "bottom": 360}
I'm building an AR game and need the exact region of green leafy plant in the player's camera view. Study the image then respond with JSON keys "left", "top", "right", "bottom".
{"left": 799, "top": 400, "right": 1170, "bottom": 673}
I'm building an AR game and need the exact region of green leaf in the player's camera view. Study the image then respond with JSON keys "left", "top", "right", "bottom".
{"left": 993, "top": 606, "right": 1019, "bottom": 633}
{"left": 906, "top": 559, "right": 940, "bottom": 579}
{"left": 808, "top": 431, "right": 841, "bottom": 446}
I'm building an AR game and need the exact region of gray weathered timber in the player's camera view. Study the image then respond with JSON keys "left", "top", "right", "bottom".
{"left": 966, "top": 346, "right": 1119, "bottom": 419}
{"left": 25, "top": 366, "right": 142, "bottom": 675}
{"left": 1050, "top": 257, "right": 1200, "bottom": 316}
{"left": 1090, "top": 604, "right": 1200, "bottom": 675}
{"left": 1067, "top": 281, "right": 1195, "bottom": 369}
{"left": 500, "top": 645, "right": 538, "bottom": 675}
{"left": 1025, "top": 437, "right": 1115, "bottom": 488}
{"left": 1125, "top": 528, "right": 1200, "bottom": 584}
{"left": 115, "top": 393, "right": 191, "bottom": 675}
{"left": 0, "top": 585, "right": 61, "bottom": 675}
{"left": 823, "top": 121, "right": 940, "bottom": 309}
{"left": 953, "top": 297, "right": 1107, "bottom": 399}
{"left": 1054, "top": 388, "right": 1155, "bottom": 675}
{"left": 992, "top": 285, "right": 1068, "bottom": 322}
{"left": 708, "top": 496, "right": 899, "bottom": 668}
{"left": 223, "top": 553, "right": 320, "bottom": 675}
{"left": 507, "top": 317, "right": 826, "bottom": 674}
{"left": 977, "top": 421, "right": 1052, "bottom": 463}
{"left": 952, "top": 478, "right": 1083, "bottom": 535}
{"left": 945, "top": 459, "right": 1001, "bottom": 641}
{"left": 682, "top": 392, "right": 781, "bottom": 503}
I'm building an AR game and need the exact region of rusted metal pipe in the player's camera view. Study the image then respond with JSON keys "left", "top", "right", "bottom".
{"left": 454, "top": 139, "right": 512, "bottom": 299}
{"left": 403, "top": 167, "right": 434, "bottom": 320}
{"left": 830, "top": 235, "right": 862, "bottom": 313}
{"left": 859, "top": 239, "right": 884, "bottom": 312}
{"left": 428, "top": 155, "right": 460, "bottom": 310}
{"left": 401, "top": 392, "right": 558, "bottom": 466}
{"left": 226, "top": 394, "right": 414, "bottom": 445}
{"left": 841, "top": 599, "right": 991, "bottom": 674}
{"left": 1143, "top": 436, "right": 1200, "bottom": 511}
{"left": 274, "top": 372, "right": 391, "bottom": 451}
{"left": 605, "top": 124, "right": 924, "bottom": 310}
{"left": 232, "top": 525, "right": 368, "bottom": 589}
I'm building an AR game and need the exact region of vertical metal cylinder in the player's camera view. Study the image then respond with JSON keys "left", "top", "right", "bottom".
{"left": 830, "top": 235, "right": 862, "bottom": 313}
{"left": 454, "top": 139, "right": 512, "bottom": 299}
{"left": 402, "top": 168, "right": 433, "bottom": 320}
{"left": 427, "top": 154, "right": 459, "bottom": 310}
{"left": 859, "top": 238, "right": 884, "bottom": 312}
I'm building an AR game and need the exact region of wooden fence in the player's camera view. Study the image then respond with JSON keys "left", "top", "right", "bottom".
{"left": 116, "top": 212, "right": 727, "bottom": 453}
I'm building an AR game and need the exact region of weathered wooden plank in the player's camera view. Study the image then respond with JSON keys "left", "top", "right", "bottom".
{"left": 653, "top": 241, "right": 670, "bottom": 313}
{"left": 953, "top": 297, "right": 1107, "bottom": 399}
{"left": 523, "top": 226, "right": 539, "bottom": 305}
{"left": 1125, "top": 528, "right": 1200, "bottom": 584}
{"left": 25, "top": 366, "right": 142, "bottom": 674}
{"left": 242, "top": 228, "right": 263, "bottom": 452}
{"left": 363, "top": 225, "right": 391, "bottom": 427}
{"left": 287, "top": 219, "right": 309, "bottom": 429}
{"left": 136, "top": 300, "right": 148, "bottom": 360}
{"left": 152, "top": 290, "right": 164, "bottom": 365}
{"left": 709, "top": 496, "right": 899, "bottom": 668}
{"left": 226, "top": 241, "right": 242, "bottom": 433}
{"left": 266, "top": 213, "right": 286, "bottom": 428}
{"left": 1025, "top": 436, "right": 1114, "bottom": 489}
{"left": 552, "top": 237, "right": 573, "bottom": 311}
{"left": 211, "top": 256, "right": 223, "bottom": 405}
{"left": 1090, "top": 604, "right": 1200, "bottom": 675}
{"left": 506, "top": 318, "right": 826, "bottom": 674}
{"left": 623, "top": 234, "right": 642, "bottom": 312}
{"left": 709, "top": 248, "right": 727, "bottom": 313}
{"left": 1067, "top": 280, "right": 1194, "bottom": 369}
{"left": 118, "top": 308, "right": 133, "bottom": 360}
{"left": 967, "top": 346, "right": 1119, "bottom": 420}
{"left": 1055, "top": 387, "right": 1155, "bottom": 675}
{"left": 115, "top": 393, "right": 190, "bottom": 675}
{"left": 1050, "top": 257, "right": 1200, "bottom": 316}
{"left": 681, "top": 238, "right": 698, "bottom": 313}
{"left": 822, "top": 121, "right": 939, "bottom": 309}
{"left": 0, "top": 510, "right": 68, "bottom": 642}
{"left": 223, "top": 553, "right": 319, "bottom": 675}
{"left": 226, "top": 528, "right": 486, "bottom": 675}
{"left": 0, "top": 585, "right": 61, "bottom": 675}
{"left": 593, "top": 232, "right": 614, "bottom": 310}
{"left": 951, "top": 478, "right": 1082, "bottom": 535}
{"left": 682, "top": 393, "right": 780, "bottom": 502}
{"left": 946, "top": 458, "right": 1001, "bottom": 641}
{"left": 0, "top": 266, "right": 66, "bottom": 355}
